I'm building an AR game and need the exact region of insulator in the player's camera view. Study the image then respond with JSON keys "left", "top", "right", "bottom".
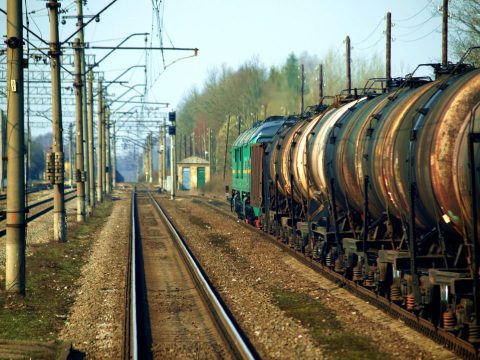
{"left": 406, "top": 293, "right": 415, "bottom": 311}
{"left": 442, "top": 311, "right": 456, "bottom": 331}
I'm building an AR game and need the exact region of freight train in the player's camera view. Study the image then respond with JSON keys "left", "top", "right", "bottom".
{"left": 231, "top": 61, "right": 480, "bottom": 344}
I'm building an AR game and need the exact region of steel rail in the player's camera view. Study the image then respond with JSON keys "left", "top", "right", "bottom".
{"left": 148, "top": 192, "right": 256, "bottom": 360}
{"left": 192, "top": 195, "right": 480, "bottom": 360}
{"left": 0, "top": 190, "right": 76, "bottom": 237}
{"left": 128, "top": 189, "right": 138, "bottom": 360}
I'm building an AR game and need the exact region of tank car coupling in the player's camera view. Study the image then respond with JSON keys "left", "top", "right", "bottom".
{"left": 442, "top": 310, "right": 457, "bottom": 331}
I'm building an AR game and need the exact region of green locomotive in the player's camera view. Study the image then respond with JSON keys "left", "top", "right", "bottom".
{"left": 231, "top": 116, "right": 295, "bottom": 224}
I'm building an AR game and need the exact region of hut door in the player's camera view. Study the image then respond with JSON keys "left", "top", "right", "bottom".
{"left": 197, "top": 167, "right": 205, "bottom": 189}
{"left": 182, "top": 167, "right": 191, "bottom": 190}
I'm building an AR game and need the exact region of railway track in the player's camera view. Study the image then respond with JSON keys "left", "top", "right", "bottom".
{"left": 188, "top": 194, "right": 480, "bottom": 360}
{"left": 126, "top": 188, "right": 256, "bottom": 359}
{"left": 0, "top": 189, "right": 76, "bottom": 237}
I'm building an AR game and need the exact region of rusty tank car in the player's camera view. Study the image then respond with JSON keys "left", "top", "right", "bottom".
{"left": 231, "top": 62, "right": 480, "bottom": 345}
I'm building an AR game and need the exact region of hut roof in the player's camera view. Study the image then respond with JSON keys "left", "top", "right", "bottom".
{"left": 177, "top": 156, "right": 209, "bottom": 165}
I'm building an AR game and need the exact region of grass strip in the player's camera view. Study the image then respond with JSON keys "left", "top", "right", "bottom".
{"left": 271, "top": 288, "right": 391, "bottom": 360}
{"left": 0, "top": 199, "right": 113, "bottom": 341}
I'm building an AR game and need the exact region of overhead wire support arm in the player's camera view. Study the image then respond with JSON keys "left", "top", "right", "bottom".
{"left": 61, "top": 0, "right": 118, "bottom": 45}
{"left": 88, "top": 46, "right": 199, "bottom": 54}
{"left": 83, "top": 33, "right": 149, "bottom": 74}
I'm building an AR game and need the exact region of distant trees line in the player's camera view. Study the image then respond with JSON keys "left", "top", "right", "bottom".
{"left": 176, "top": 0, "right": 479, "bottom": 177}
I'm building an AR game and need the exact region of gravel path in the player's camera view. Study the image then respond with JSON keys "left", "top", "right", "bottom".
{"left": 59, "top": 191, "right": 130, "bottom": 359}
{"left": 159, "top": 196, "right": 459, "bottom": 360}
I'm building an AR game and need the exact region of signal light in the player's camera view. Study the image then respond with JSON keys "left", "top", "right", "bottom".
{"left": 169, "top": 111, "right": 176, "bottom": 122}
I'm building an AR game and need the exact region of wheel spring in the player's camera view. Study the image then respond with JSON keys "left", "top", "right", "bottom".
{"left": 468, "top": 323, "right": 480, "bottom": 344}
{"left": 364, "top": 269, "right": 375, "bottom": 287}
{"left": 442, "top": 310, "right": 456, "bottom": 331}
{"left": 325, "top": 252, "right": 333, "bottom": 267}
{"left": 334, "top": 258, "right": 344, "bottom": 273}
{"left": 390, "top": 284, "right": 402, "bottom": 302}
{"left": 353, "top": 264, "right": 363, "bottom": 282}
{"left": 406, "top": 293, "right": 415, "bottom": 311}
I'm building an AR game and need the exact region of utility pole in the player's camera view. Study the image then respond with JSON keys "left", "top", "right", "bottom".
{"left": 319, "top": 64, "right": 324, "bottom": 104}
{"left": 97, "top": 81, "right": 104, "bottom": 203}
{"left": 69, "top": 123, "right": 73, "bottom": 186}
{"left": 149, "top": 134, "right": 153, "bottom": 183}
{"left": 208, "top": 128, "right": 212, "bottom": 170}
{"left": 5, "top": 0, "right": 25, "bottom": 294}
{"left": 102, "top": 106, "right": 107, "bottom": 197}
{"left": 386, "top": 12, "right": 392, "bottom": 81}
{"left": 87, "top": 71, "right": 95, "bottom": 207}
{"left": 223, "top": 115, "right": 230, "bottom": 181}
{"left": 74, "top": 38, "right": 86, "bottom": 222}
{"left": 76, "top": 0, "right": 90, "bottom": 210}
{"left": 301, "top": 64, "right": 305, "bottom": 117}
{"left": 346, "top": 35, "right": 352, "bottom": 94}
{"left": 442, "top": 0, "right": 448, "bottom": 66}
{"left": 26, "top": 125, "right": 31, "bottom": 188}
{"left": 112, "top": 122, "right": 116, "bottom": 188}
{"left": 48, "top": 0, "right": 66, "bottom": 242}
{"left": 105, "top": 108, "right": 111, "bottom": 193}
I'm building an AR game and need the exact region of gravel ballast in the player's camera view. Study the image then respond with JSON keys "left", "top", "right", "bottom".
{"left": 158, "top": 196, "right": 459, "bottom": 360}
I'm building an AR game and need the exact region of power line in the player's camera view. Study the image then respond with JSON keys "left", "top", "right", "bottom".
{"left": 396, "top": 0, "right": 434, "bottom": 22}
{"left": 396, "top": 24, "right": 441, "bottom": 43}
{"left": 353, "top": 16, "right": 384, "bottom": 45}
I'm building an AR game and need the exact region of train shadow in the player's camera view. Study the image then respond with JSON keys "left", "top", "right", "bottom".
{"left": 135, "top": 203, "right": 153, "bottom": 359}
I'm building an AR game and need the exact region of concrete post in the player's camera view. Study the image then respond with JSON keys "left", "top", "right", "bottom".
{"left": 87, "top": 71, "right": 95, "bottom": 207}
{"left": 69, "top": 123, "right": 73, "bottom": 186}
{"left": 0, "top": 110, "right": 5, "bottom": 193}
{"left": 48, "top": 0, "right": 66, "bottom": 242}
{"left": 102, "top": 107, "right": 108, "bottom": 196}
{"left": 159, "top": 123, "right": 164, "bottom": 188}
{"left": 112, "top": 122, "right": 116, "bottom": 188}
{"left": 386, "top": 12, "right": 392, "bottom": 81}
{"left": 76, "top": 0, "right": 90, "bottom": 210}
{"left": 5, "top": 0, "right": 26, "bottom": 294}
{"left": 346, "top": 35, "right": 351, "bottom": 93}
{"left": 105, "top": 108, "right": 111, "bottom": 194}
{"left": 97, "top": 81, "right": 104, "bottom": 203}
{"left": 442, "top": 0, "right": 448, "bottom": 66}
{"left": 26, "top": 124, "right": 31, "bottom": 188}
{"left": 74, "top": 38, "right": 85, "bottom": 222}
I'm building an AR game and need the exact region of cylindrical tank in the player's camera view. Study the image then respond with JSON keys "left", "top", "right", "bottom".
{"left": 303, "top": 69, "right": 480, "bottom": 240}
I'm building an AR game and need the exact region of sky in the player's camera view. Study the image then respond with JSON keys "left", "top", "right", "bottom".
{"left": 0, "top": 0, "right": 446, "bottom": 141}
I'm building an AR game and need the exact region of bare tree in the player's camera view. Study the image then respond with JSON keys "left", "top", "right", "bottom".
{"left": 449, "top": 0, "right": 480, "bottom": 64}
